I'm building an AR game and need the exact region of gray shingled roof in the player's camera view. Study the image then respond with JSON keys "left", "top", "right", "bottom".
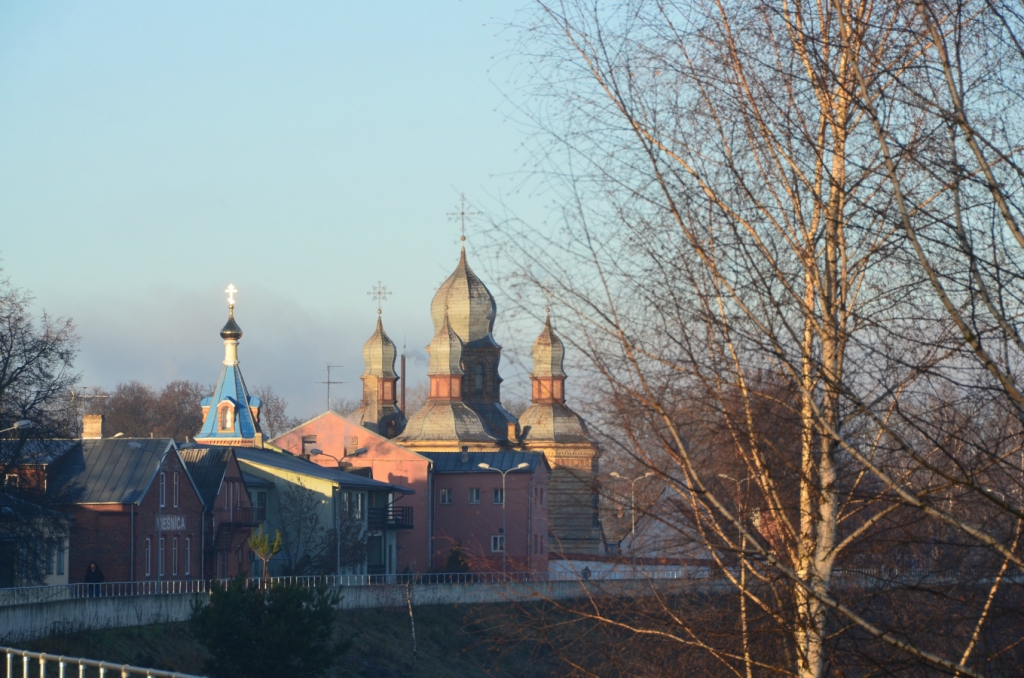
{"left": 47, "top": 438, "right": 175, "bottom": 505}
{"left": 233, "top": 446, "right": 413, "bottom": 493}
{"left": 179, "top": 447, "right": 233, "bottom": 510}
{"left": 420, "top": 450, "right": 548, "bottom": 474}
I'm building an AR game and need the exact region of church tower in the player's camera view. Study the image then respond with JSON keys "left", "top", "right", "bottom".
{"left": 347, "top": 315, "right": 406, "bottom": 438}
{"left": 520, "top": 314, "right": 603, "bottom": 554}
{"left": 395, "top": 308, "right": 497, "bottom": 448}
{"left": 195, "top": 285, "right": 264, "bottom": 448}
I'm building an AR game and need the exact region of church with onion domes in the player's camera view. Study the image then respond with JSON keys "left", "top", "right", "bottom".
{"left": 349, "top": 247, "right": 603, "bottom": 555}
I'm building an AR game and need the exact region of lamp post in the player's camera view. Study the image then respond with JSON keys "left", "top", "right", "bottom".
{"left": 609, "top": 471, "right": 654, "bottom": 539}
{"left": 0, "top": 420, "right": 33, "bottom": 436}
{"left": 310, "top": 449, "right": 346, "bottom": 578}
{"left": 478, "top": 462, "right": 530, "bottom": 577}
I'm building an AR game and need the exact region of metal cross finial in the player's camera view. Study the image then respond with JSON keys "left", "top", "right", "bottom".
{"left": 368, "top": 281, "right": 392, "bottom": 314}
{"left": 225, "top": 284, "right": 238, "bottom": 307}
{"left": 446, "top": 193, "right": 480, "bottom": 242}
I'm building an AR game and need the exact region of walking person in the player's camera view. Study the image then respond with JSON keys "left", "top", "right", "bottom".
{"left": 84, "top": 561, "right": 104, "bottom": 597}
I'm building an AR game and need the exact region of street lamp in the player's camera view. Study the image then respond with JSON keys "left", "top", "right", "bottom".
{"left": 609, "top": 471, "right": 655, "bottom": 538}
{"left": 478, "top": 461, "right": 530, "bottom": 576}
{"left": 0, "top": 420, "right": 33, "bottom": 436}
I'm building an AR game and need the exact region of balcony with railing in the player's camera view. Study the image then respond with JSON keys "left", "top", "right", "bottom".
{"left": 214, "top": 504, "right": 258, "bottom": 527}
{"left": 366, "top": 505, "right": 414, "bottom": 531}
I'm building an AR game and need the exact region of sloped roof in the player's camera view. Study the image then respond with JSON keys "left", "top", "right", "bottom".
{"left": 396, "top": 401, "right": 497, "bottom": 443}
{"left": 420, "top": 450, "right": 548, "bottom": 474}
{"left": 519, "top": 402, "right": 593, "bottom": 444}
{"left": 233, "top": 445, "right": 413, "bottom": 493}
{"left": 47, "top": 438, "right": 175, "bottom": 505}
{"left": 179, "top": 447, "right": 233, "bottom": 510}
{"left": 241, "top": 471, "right": 274, "bottom": 489}
{"left": 0, "top": 439, "right": 78, "bottom": 465}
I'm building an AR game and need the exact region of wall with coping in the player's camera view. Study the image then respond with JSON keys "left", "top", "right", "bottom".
{"left": 0, "top": 579, "right": 685, "bottom": 645}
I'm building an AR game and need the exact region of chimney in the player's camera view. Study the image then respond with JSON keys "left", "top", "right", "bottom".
{"left": 400, "top": 354, "right": 406, "bottom": 412}
{"left": 460, "top": 445, "right": 469, "bottom": 463}
{"left": 83, "top": 414, "right": 106, "bottom": 439}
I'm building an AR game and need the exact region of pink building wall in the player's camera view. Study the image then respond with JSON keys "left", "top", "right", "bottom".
{"left": 432, "top": 465, "right": 549, "bottom": 573}
{"left": 270, "top": 412, "right": 432, "bottom": 572}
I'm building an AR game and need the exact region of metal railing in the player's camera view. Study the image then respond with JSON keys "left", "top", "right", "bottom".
{"left": 366, "top": 505, "right": 414, "bottom": 530}
{"left": 2, "top": 646, "right": 205, "bottom": 678}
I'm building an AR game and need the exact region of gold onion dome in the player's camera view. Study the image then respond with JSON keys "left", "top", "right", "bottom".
{"left": 362, "top": 316, "right": 398, "bottom": 378}
{"left": 430, "top": 248, "right": 497, "bottom": 345}
{"left": 220, "top": 307, "right": 243, "bottom": 341}
{"left": 428, "top": 311, "right": 465, "bottom": 376}
{"left": 531, "top": 313, "right": 567, "bottom": 378}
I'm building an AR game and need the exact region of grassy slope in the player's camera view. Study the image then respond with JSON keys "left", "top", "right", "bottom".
{"left": 25, "top": 603, "right": 560, "bottom": 678}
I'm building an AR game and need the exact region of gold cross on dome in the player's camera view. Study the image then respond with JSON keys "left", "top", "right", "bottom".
{"left": 368, "top": 281, "right": 391, "bottom": 314}
{"left": 446, "top": 193, "right": 480, "bottom": 242}
{"left": 225, "top": 284, "right": 238, "bottom": 307}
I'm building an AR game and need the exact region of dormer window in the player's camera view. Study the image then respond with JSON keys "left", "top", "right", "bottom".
{"left": 474, "top": 364, "right": 484, "bottom": 393}
{"left": 218, "top": 403, "right": 234, "bottom": 432}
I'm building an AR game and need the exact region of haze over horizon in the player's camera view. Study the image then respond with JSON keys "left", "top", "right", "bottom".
{"left": 0, "top": 1, "right": 549, "bottom": 419}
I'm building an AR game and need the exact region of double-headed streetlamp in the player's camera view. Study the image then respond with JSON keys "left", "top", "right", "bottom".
{"left": 478, "top": 461, "right": 530, "bottom": 576}
{"left": 609, "top": 471, "right": 654, "bottom": 540}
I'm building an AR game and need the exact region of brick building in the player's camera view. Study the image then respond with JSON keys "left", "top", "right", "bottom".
{"left": 46, "top": 424, "right": 206, "bottom": 583}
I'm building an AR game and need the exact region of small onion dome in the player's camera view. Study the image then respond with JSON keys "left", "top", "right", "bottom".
{"left": 220, "top": 307, "right": 243, "bottom": 340}
{"left": 531, "top": 314, "right": 567, "bottom": 378}
{"left": 427, "top": 311, "right": 465, "bottom": 376}
{"left": 430, "top": 248, "right": 497, "bottom": 344}
{"left": 362, "top": 316, "right": 398, "bottom": 379}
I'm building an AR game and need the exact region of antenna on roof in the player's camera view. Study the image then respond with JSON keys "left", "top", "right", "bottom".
{"left": 317, "top": 364, "right": 345, "bottom": 413}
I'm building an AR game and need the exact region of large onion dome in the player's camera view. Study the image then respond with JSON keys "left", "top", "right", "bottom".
{"left": 429, "top": 248, "right": 497, "bottom": 346}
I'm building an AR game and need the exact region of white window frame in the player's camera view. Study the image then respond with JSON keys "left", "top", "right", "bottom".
{"left": 56, "top": 540, "right": 65, "bottom": 575}
{"left": 173, "top": 472, "right": 179, "bottom": 508}
{"left": 159, "top": 472, "right": 166, "bottom": 508}
{"left": 490, "top": 535, "right": 505, "bottom": 552}
{"left": 172, "top": 537, "right": 179, "bottom": 576}
{"left": 468, "top": 488, "right": 480, "bottom": 504}
{"left": 185, "top": 537, "right": 191, "bottom": 576}
{"left": 440, "top": 488, "right": 452, "bottom": 505}
{"left": 158, "top": 537, "right": 165, "bottom": 577}
{"left": 145, "top": 538, "right": 152, "bottom": 577}
{"left": 493, "top": 488, "right": 504, "bottom": 505}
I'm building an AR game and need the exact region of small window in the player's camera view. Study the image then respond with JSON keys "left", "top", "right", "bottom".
{"left": 145, "top": 538, "right": 152, "bottom": 577}
{"left": 440, "top": 488, "right": 452, "bottom": 505}
{"left": 43, "top": 543, "right": 54, "bottom": 575}
{"left": 491, "top": 535, "right": 505, "bottom": 552}
{"left": 344, "top": 436, "right": 359, "bottom": 455}
{"left": 3, "top": 473, "right": 19, "bottom": 488}
{"left": 185, "top": 537, "right": 191, "bottom": 576}
{"left": 254, "top": 491, "right": 267, "bottom": 522}
{"left": 158, "top": 537, "right": 165, "bottom": 576}
{"left": 173, "top": 472, "right": 179, "bottom": 508}
{"left": 474, "top": 364, "right": 484, "bottom": 393}
{"left": 468, "top": 488, "right": 480, "bottom": 504}
{"left": 302, "top": 435, "right": 317, "bottom": 456}
{"left": 383, "top": 381, "right": 393, "bottom": 400}
{"left": 493, "top": 488, "right": 504, "bottom": 505}
{"left": 172, "top": 537, "right": 179, "bottom": 576}
{"left": 159, "top": 472, "right": 166, "bottom": 508}
{"left": 56, "top": 541, "right": 64, "bottom": 575}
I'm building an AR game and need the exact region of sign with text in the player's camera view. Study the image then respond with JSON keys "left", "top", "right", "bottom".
{"left": 156, "top": 515, "right": 186, "bottom": 531}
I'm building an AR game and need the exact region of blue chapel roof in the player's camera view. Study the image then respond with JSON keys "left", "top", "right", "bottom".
{"left": 196, "top": 363, "right": 262, "bottom": 442}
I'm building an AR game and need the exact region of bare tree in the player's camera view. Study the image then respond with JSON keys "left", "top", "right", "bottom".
{"left": 253, "top": 385, "right": 303, "bottom": 439}
{"left": 0, "top": 274, "right": 78, "bottom": 585}
{"left": 275, "top": 482, "right": 367, "bottom": 576}
{"left": 485, "top": 1, "right": 1024, "bottom": 675}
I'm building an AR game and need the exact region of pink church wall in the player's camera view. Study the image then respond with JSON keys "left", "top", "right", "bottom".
{"left": 432, "top": 466, "right": 549, "bottom": 573}
{"left": 270, "top": 412, "right": 432, "bottom": 573}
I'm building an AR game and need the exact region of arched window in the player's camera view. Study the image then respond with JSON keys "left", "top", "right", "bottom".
{"left": 474, "top": 363, "right": 484, "bottom": 393}
{"left": 219, "top": 405, "right": 233, "bottom": 432}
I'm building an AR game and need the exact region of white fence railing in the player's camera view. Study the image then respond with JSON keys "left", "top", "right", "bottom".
{"left": 2, "top": 645, "right": 204, "bottom": 678}
{"left": 0, "top": 567, "right": 1009, "bottom": 608}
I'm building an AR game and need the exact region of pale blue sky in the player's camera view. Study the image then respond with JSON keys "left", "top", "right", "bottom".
{"left": 0, "top": 1, "right": 547, "bottom": 417}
